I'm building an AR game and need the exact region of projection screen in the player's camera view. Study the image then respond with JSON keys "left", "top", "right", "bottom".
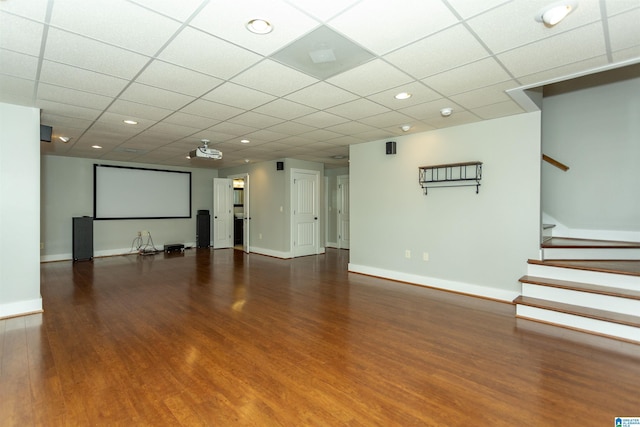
{"left": 94, "top": 164, "right": 191, "bottom": 220}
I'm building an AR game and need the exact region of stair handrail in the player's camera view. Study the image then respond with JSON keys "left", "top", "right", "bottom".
{"left": 542, "top": 154, "right": 569, "bottom": 171}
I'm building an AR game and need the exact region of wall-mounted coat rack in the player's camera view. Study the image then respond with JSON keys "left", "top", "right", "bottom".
{"left": 418, "top": 161, "right": 482, "bottom": 195}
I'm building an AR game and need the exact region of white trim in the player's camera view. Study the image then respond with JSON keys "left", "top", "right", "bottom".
{"left": 249, "top": 246, "right": 292, "bottom": 259}
{"left": 0, "top": 298, "right": 43, "bottom": 319}
{"left": 348, "top": 263, "right": 519, "bottom": 302}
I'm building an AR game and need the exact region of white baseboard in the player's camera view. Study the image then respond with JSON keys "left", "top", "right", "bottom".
{"left": 348, "top": 263, "right": 519, "bottom": 302}
{"left": 249, "top": 246, "right": 292, "bottom": 259}
{"left": 0, "top": 298, "right": 43, "bottom": 319}
{"left": 326, "top": 242, "right": 338, "bottom": 249}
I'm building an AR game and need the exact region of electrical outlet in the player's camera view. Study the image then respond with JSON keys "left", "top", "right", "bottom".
{"left": 423, "top": 252, "right": 429, "bottom": 261}
{"left": 405, "top": 250, "right": 411, "bottom": 259}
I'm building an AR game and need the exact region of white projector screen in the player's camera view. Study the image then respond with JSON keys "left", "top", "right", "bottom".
{"left": 94, "top": 164, "right": 191, "bottom": 220}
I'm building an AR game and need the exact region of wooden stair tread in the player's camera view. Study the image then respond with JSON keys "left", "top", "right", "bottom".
{"left": 514, "top": 296, "right": 640, "bottom": 328}
{"left": 519, "top": 275, "right": 640, "bottom": 300}
{"left": 542, "top": 237, "right": 640, "bottom": 249}
{"left": 528, "top": 259, "right": 640, "bottom": 277}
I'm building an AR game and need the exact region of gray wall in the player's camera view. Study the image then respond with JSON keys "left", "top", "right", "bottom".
{"left": 40, "top": 155, "right": 217, "bottom": 261}
{"left": 349, "top": 113, "right": 541, "bottom": 301}
{"left": 219, "top": 158, "right": 324, "bottom": 257}
{"left": 542, "top": 74, "right": 640, "bottom": 238}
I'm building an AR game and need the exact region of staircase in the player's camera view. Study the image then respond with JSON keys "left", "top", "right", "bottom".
{"left": 515, "top": 237, "right": 640, "bottom": 343}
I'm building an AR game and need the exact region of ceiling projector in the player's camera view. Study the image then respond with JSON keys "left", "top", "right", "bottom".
{"left": 189, "top": 140, "right": 222, "bottom": 160}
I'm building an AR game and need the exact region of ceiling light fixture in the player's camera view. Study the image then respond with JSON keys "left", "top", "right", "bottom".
{"left": 395, "top": 92, "right": 412, "bottom": 100}
{"left": 123, "top": 120, "right": 138, "bottom": 125}
{"left": 535, "top": 1, "right": 578, "bottom": 27}
{"left": 246, "top": 19, "right": 272, "bottom": 34}
{"left": 440, "top": 107, "right": 453, "bottom": 117}
{"left": 92, "top": 145, "right": 102, "bottom": 149}
{"left": 58, "top": 136, "right": 70, "bottom": 143}
{"left": 401, "top": 125, "right": 411, "bottom": 132}
{"left": 240, "top": 139, "right": 250, "bottom": 144}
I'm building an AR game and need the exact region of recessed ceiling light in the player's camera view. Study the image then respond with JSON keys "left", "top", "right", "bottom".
{"left": 395, "top": 92, "right": 412, "bottom": 100}
{"left": 58, "top": 136, "right": 70, "bottom": 143}
{"left": 92, "top": 145, "right": 102, "bottom": 149}
{"left": 123, "top": 120, "right": 138, "bottom": 125}
{"left": 240, "top": 139, "right": 250, "bottom": 144}
{"left": 440, "top": 107, "right": 453, "bottom": 117}
{"left": 535, "top": 1, "right": 578, "bottom": 27}
{"left": 246, "top": 19, "right": 272, "bottom": 34}
{"left": 244, "top": 159, "right": 250, "bottom": 163}
{"left": 400, "top": 125, "right": 411, "bottom": 132}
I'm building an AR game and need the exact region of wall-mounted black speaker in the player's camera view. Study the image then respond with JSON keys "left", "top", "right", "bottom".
{"left": 276, "top": 161, "right": 284, "bottom": 171}
{"left": 386, "top": 141, "right": 396, "bottom": 155}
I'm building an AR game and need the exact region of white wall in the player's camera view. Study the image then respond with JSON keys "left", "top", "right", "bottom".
{"left": 542, "top": 74, "right": 640, "bottom": 238}
{"left": 349, "top": 113, "right": 541, "bottom": 301}
{"left": 325, "top": 167, "right": 349, "bottom": 248}
{"left": 0, "top": 103, "right": 42, "bottom": 318}
{"left": 40, "top": 155, "right": 217, "bottom": 261}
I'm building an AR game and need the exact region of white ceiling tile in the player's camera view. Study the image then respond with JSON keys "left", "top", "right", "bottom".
{"left": 515, "top": 55, "right": 609, "bottom": 85}
{"left": 0, "top": 49, "right": 39, "bottom": 79}
{"left": 36, "top": 99, "right": 102, "bottom": 121}
{"left": 446, "top": 0, "right": 511, "bottom": 19}
{"left": 383, "top": 25, "right": 490, "bottom": 80}
{"left": 290, "top": 0, "right": 361, "bottom": 22}
{"left": 293, "top": 111, "right": 349, "bottom": 128}
{"left": 135, "top": 60, "right": 224, "bottom": 97}
{"left": 253, "top": 99, "right": 317, "bottom": 121}
{"left": 0, "top": 74, "right": 35, "bottom": 106}
{"left": 611, "top": 45, "right": 640, "bottom": 62}
{"left": 159, "top": 27, "right": 262, "bottom": 79}
{"left": 106, "top": 99, "right": 172, "bottom": 121}
{"left": 44, "top": 28, "right": 150, "bottom": 79}
{"left": 328, "top": 0, "right": 458, "bottom": 55}
{"left": 162, "top": 112, "right": 220, "bottom": 129}
{"left": 208, "top": 122, "right": 258, "bottom": 138}
{"left": 119, "top": 82, "right": 194, "bottom": 110}
{"left": 266, "top": 121, "right": 316, "bottom": 136}
{"left": 471, "top": 99, "right": 524, "bottom": 120}
{"left": 285, "top": 82, "right": 358, "bottom": 109}
{"left": 146, "top": 122, "right": 200, "bottom": 138}
{"left": 327, "top": 59, "right": 414, "bottom": 96}
{"left": 276, "top": 136, "right": 317, "bottom": 146}
{"left": 605, "top": 1, "right": 640, "bottom": 16}
{"left": 608, "top": 8, "right": 640, "bottom": 52}
{"left": 190, "top": 0, "right": 320, "bottom": 56}
{"left": 94, "top": 112, "right": 156, "bottom": 132}
{"left": 424, "top": 111, "right": 480, "bottom": 129}
{"left": 40, "top": 113, "right": 94, "bottom": 131}
{"left": 298, "top": 129, "right": 343, "bottom": 141}
{"left": 325, "top": 121, "right": 378, "bottom": 135}
{"left": 39, "top": 60, "right": 129, "bottom": 97}
{"left": 449, "top": 80, "right": 520, "bottom": 110}
{"left": 324, "top": 135, "right": 366, "bottom": 146}
{"left": 49, "top": 0, "right": 181, "bottom": 55}
{"left": 241, "top": 129, "right": 290, "bottom": 143}
{"left": 227, "top": 111, "right": 284, "bottom": 128}
{"left": 37, "top": 83, "right": 114, "bottom": 110}
{"left": 399, "top": 99, "right": 464, "bottom": 121}
{"left": 202, "top": 82, "right": 276, "bottom": 110}
{"left": 466, "top": 0, "right": 603, "bottom": 54}
{"left": 0, "top": 0, "right": 49, "bottom": 21}
{"left": 190, "top": 130, "right": 237, "bottom": 143}
{"left": 366, "top": 81, "right": 442, "bottom": 108}
{"left": 0, "top": 13, "right": 43, "bottom": 55}
{"left": 325, "top": 98, "right": 390, "bottom": 120}
{"left": 421, "top": 58, "right": 511, "bottom": 96}
{"left": 231, "top": 59, "right": 318, "bottom": 97}
{"left": 357, "top": 110, "right": 416, "bottom": 128}
{"left": 498, "top": 23, "right": 607, "bottom": 77}
{"left": 179, "top": 99, "right": 244, "bottom": 121}
{"left": 128, "top": 0, "right": 206, "bottom": 22}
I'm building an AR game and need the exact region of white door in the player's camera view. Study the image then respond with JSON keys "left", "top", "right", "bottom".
{"left": 292, "top": 169, "right": 320, "bottom": 257}
{"left": 337, "top": 175, "right": 350, "bottom": 249}
{"left": 213, "top": 178, "right": 233, "bottom": 249}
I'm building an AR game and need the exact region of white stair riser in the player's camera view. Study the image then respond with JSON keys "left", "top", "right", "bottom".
{"left": 527, "top": 264, "right": 640, "bottom": 291}
{"left": 522, "top": 283, "right": 640, "bottom": 316}
{"left": 516, "top": 305, "right": 640, "bottom": 343}
{"left": 542, "top": 248, "right": 640, "bottom": 260}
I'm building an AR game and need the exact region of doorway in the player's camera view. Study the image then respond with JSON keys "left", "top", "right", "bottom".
{"left": 228, "top": 173, "right": 250, "bottom": 253}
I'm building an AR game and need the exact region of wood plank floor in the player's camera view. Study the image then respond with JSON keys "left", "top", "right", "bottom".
{"left": 2, "top": 249, "right": 640, "bottom": 426}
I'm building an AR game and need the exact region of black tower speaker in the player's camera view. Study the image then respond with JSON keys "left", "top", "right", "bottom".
{"left": 386, "top": 141, "right": 396, "bottom": 155}
{"left": 72, "top": 216, "right": 93, "bottom": 261}
{"left": 196, "top": 210, "right": 210, "bottom": 248}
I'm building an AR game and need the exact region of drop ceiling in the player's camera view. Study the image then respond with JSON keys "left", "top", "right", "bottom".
{"left": 1, "top": 0, "right": 639, "bottom": 169}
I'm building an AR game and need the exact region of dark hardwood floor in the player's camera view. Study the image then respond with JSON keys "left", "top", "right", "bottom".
{"left": 2, "top": 249, "right": 639, "bottom": 426}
